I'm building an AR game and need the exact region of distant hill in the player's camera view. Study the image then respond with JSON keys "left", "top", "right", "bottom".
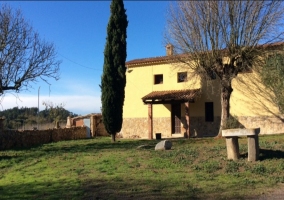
{"left": 0, "top": 107, "right": 78, "bottom": 130}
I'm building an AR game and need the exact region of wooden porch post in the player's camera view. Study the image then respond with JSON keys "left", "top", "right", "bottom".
{"left": 148, "top": 104, "right": 153, "bottom": 139}
{"left": 185, "top": 102, "right": 190, "bottom": 138}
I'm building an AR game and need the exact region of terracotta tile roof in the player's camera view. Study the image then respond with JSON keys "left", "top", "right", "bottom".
{"left": 259, "top": 41, "right": 284, "bottom": 48}
{"left": 126, "top": 55, "right": 171, "bottom": 67}
{"left": 142, "top": 89, "right": 200, "bottom": 103}
{"left": 126, "top": 42, "right": 284, "bottom": 67}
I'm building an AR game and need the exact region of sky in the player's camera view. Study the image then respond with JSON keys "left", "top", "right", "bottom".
{"left": 0, "top": 1, "right": 170, "bottom": 115}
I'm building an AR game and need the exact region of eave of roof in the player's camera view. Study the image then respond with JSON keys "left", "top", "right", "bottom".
{"left": 126, "top": 42, "right": 284, "bottom": 68}
{"left": 142, "top": 89, "right": 201, "bottom": 104}
{"left": 126, "top": 55, "right": 172, "bottom": 67}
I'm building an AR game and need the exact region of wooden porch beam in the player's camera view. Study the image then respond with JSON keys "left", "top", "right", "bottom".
{"left": 143, "top": 99, "right": 194, "bottom": 105}
{"left": 185, "top": 102, "right": 190, "bottom": 138}
{"left": 148, "top": 104, "right": 153, "bottom": 139}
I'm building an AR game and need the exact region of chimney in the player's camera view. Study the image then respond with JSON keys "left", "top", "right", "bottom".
{"left": 166, "top": 44, "right": 174, "bottom": 56}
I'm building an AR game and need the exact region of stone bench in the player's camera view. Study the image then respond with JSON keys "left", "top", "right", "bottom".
{"left": 222, "top": 128, "right": 260, "bottom": 161}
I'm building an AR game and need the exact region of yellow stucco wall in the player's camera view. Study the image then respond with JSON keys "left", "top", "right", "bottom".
{"left": 123, "top": 63, "right": 209, "bottom": 119}
{"left": 188, "top": 79, "right": 222, "bottom": 117}
{"left": 231, "top": 72, "right": 280, "bottom": 117}
{"left": 123, "top": 60, "right": 281, "bottom": 118}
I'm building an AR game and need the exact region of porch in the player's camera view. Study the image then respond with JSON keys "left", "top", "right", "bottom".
{"left": 142, "top": 89, "right": 201, "bottom": 139}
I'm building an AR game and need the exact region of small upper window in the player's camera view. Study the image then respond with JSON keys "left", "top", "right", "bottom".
{"left": 154, "top": 74, "right": 163, "bottom": 84}
{"left": 177, "top": 72, "right": 187, "bottom": 83}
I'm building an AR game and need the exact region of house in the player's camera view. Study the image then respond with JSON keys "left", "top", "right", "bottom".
{"left": 120, "top": 44, "right": 284, "bottom": 139}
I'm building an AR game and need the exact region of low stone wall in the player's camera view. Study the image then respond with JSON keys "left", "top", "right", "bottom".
{"left": 0, "top": 127, "right": 87, "bottom": 150}
{"left": 17, "top": 122, "right": 66, "bottom": 131}
{"left": 95, "top": 117, "right": 109, "bottom": 136}
{"left": 238, "top": 116, "right": 284, "bottom": 135}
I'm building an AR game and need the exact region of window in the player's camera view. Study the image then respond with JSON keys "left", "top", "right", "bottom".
{"left": 205, "top": 102, "right": 214, "bottom": 122}
{"left": 154, "top": 74, "right": 163, "bottom": 84}
{"left": 177, "top": 72, "right": 187, "bottom": 82}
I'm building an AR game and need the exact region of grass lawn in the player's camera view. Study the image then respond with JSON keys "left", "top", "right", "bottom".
{"left": 0, "top": 134, "right": 284, "bottom": 199}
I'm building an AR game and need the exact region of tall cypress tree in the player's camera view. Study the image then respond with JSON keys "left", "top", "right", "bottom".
{"left": 101, "top": 0, "right": 128, "bottom": 142}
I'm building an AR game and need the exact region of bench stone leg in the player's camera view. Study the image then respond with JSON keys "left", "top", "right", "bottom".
{"left": 247, "top": 135, "right": 259, "bottom": 161}
{"left": 225, "top": 137, "right": 240, "bottom": 160}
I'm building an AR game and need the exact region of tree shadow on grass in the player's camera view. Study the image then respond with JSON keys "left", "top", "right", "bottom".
{"left": 0, "top": 177, "right": 204, "bottom": 200}
{"left": 259, "top": 148, "right": 284, "bottom": 160}
{"left": 3, "top": 137, "right": 158, "bottom": 153}
{"left": 2, "top": 136, "right": 211, "bottom": 154}
{"left": 82, "top": 178, "right": 204, "bottom": 200}
{"left": 0, "top": 155, "right": 17, "bottom": 161}
{"left": 0, "top": 138, "right": 163, "bottom": 167}
{"left": 39, "top": 138, "right": 159, "bottom": 154}
{"left": 239, "top": 148, "right": 284, "bottom": 161}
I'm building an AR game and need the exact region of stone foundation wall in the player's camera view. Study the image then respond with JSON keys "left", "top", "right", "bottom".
{"left": 121, "top": 115, "right": 284, "bottom": 139}
{"left": 238, "top": 116, "right": 284, "bottom": 135}
{"left": 120, "top": 118, "right": 148, "bottom": 139}
{"left": 189, "top": 117, "right": 220, "bottom": 137}
{"left": 186, "top": 115, "right": 284, "bottom": 137}
{"left": 121, "top": 117, "right": 221, "bottom": 139}
{"left": 153, "top": 117, "right": 172, "bottom": 138}
{"left": 121, "top": 117, "right": 173, "bottom": 139}
{"left": 187, "top": 116, "right": 284, "bottom": 136}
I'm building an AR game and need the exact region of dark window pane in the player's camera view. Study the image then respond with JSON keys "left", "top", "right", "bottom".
{"left": 154, "top": 74, "right": 163, "bottom": 84}
{"left": 171, "top": 104, "right": 181, "bottom": 133}
{"left": 177, "top": 72, "right": 187, "bottom": 82}
{"left": 205, "top": 102, "right": 214, "bottom": 122}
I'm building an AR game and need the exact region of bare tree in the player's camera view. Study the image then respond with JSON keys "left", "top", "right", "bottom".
{"left": 0, "top": 4, "right": 60, "bottom": 95}
{"left": 42, "top": 100, "right": 66, "bottom": 125}
{"left": 165, "top": 0, "right": 284, "bottom": 136}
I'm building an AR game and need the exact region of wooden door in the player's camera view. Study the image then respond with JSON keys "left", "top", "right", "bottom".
{"left": 171, "top": 103, "right": 181, "bottom": 134}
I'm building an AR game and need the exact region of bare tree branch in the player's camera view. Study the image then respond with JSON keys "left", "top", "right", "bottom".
{"left": 165, "top": 0, "right": 284, "bottom": 136}
{"left": 0, "top": 4, "right": 61, "bottom": 94}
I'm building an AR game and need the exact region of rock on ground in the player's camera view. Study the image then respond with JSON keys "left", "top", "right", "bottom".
{"left": 155, "top": 140, "right": 172, "bottom": 150}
